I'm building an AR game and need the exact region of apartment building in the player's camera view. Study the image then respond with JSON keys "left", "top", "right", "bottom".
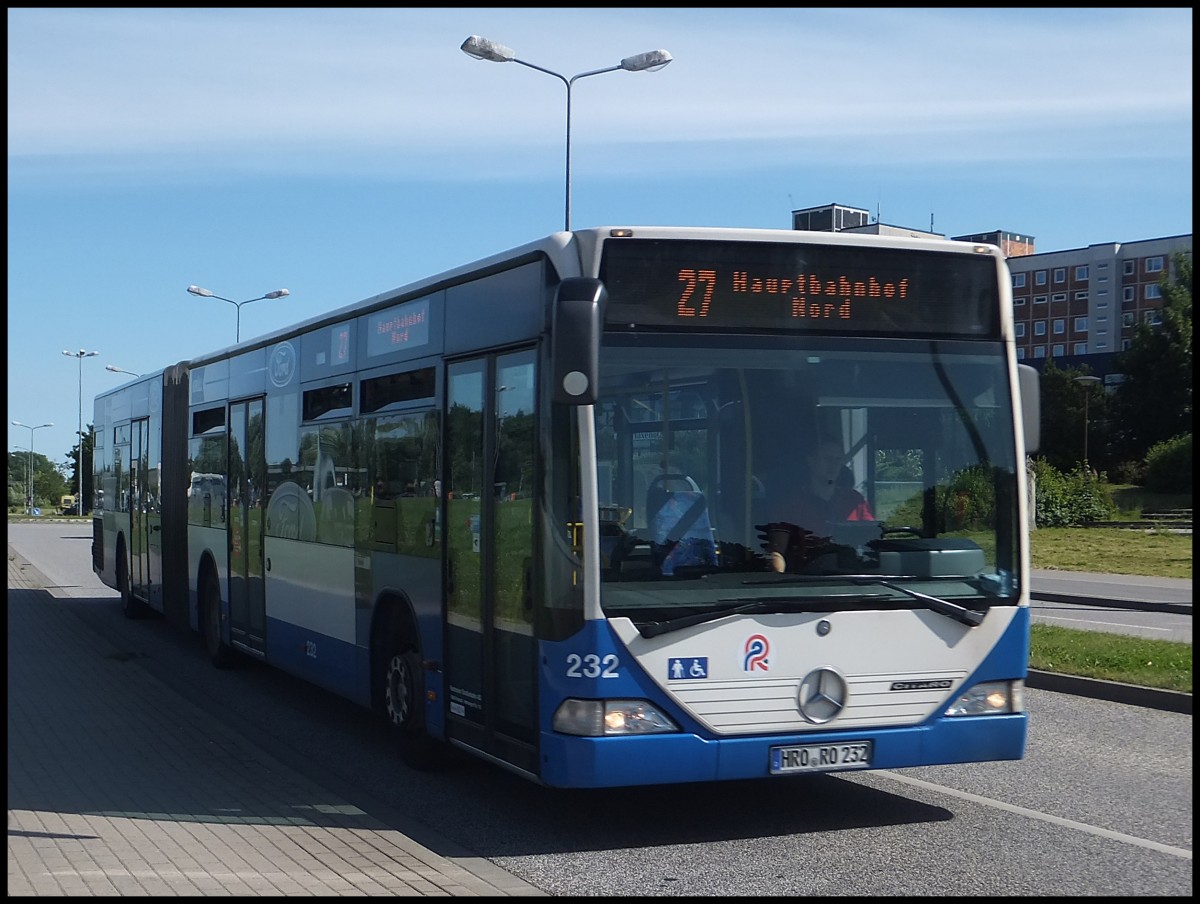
{"left": 791, "top": 203, "right": 1192, "bottom": 384}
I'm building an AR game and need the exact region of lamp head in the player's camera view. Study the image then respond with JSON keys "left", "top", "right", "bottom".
{"left": 187, "top": 285, "right": 214, "bottom": 297}
{"left": 620, "top": 49, "right": 672, "bottom": 72}
{"left": 461, "top": 35, "right": 516, "bottom": 63}
{"left": 264, "top": 289, "right": 289, "bottom": 299}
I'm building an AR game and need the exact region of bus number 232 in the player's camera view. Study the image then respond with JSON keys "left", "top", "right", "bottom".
{"left": 565, "top": 653, "right": 620, "bottom": 678}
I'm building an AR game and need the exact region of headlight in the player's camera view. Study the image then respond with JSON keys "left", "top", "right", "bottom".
{"left": 944, "top": 680, "right": 1025, "bottom": 716}
{"left": 552, "top": 698, "right": 679, "bottom": 736}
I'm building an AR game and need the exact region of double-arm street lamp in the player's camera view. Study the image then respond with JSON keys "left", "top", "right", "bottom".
{"left": 187, "top": 285, "right": 290, "bottom": 343}
{"left": 62, "top": 349, "right": 99, "bottom": 515}
{"left": 11, "top": 420, "right": 53, "bottom": 514}
{"left": 460, "top": 35, "right": 672, "bottom": 232}
{"left": 1073, "top": 375, "right": 1103, "bottom": 467}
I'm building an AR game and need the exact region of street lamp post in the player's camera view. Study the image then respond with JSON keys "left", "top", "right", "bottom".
{"left": 186, "top": 285, "right": 290, "bottom": 343}
{"left": 62, "top": 348, "right": 99, "bottom": 516}
{"left": 1073, "top": 375, "right": 1103, "bottom": 467}
{"left": 105, "top": 365, "right": 139, "bottom": 377}
{"left": 11, "top": 420, "right": 53, "bottom": 514}
{"left": 460, "top": 35, "right": 672, "bottom": 232}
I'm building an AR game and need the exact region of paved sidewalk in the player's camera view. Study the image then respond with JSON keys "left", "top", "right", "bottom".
{"left": 7, "top": 547, "right": 545, "bottom": 897}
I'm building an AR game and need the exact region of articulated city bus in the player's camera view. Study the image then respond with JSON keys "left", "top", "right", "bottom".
{"left": 93, "top": 225, "right": 1039, "bottom": 788}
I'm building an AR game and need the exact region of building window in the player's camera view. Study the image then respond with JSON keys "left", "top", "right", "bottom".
{"left": 1052, "top": 344, "right": 1065, "bottom": 357}
{"left": 1016, "top": 348, "right": 1026, "bottom": 360}
{"left": 1034, "top": 347, "right": 1046, "bottom": 358}
{"left": 1074, "top": 291, "right": 1089, "bottom": 301}
{"left": 1035, "top": 271, "right": 1047, "bottom": 286}
{"left": 1096, "top": 314, "right": 1107, "bottom": 323}
{"left": 1034, "top": 295, "right": 1048, "bottom": 305}
{"left": 1012, "top": 273, "right": 1026, "bottom": 288}
{"left": 1123, "top": 260, "right": 1135, "bottom": 276}
{"left": 1144, "top": 310, "right": 1162, "bottom": 325}
{"left": 1053, "top": 319, "right": 1066, "bottom": 335}
{"left": 1121, "top": 338, "right": 1132, "bottom": 350}
{"left": 1015, "top": 323, "right": 1025, "bottom": 338}
{"left": 1145, "top": 284, "right": 1162, "bottom": 300}
{"left": 1074, "top": 316, "right": 1088, "bottom": 331}
{"left": 1051, "top": 292, "right": 1067, "bottom": 303}
{"left": 1074, "top": 265, "right": 1089, "bottom": 281}
{"left": 1074, "top": 343, "right": 1088, "bottom": 355}
{"left": 1095, "top": 342, "right": 1108, "bottom": 350}
{"left": 1146, "top": 256, "right": 1164, "bottom": 273}
{"left": 1053, "top": 268, "right": 1066, "bottom": 284}
{"left": 1122, "top": 286, "right": 1135, "bottom": 302}
{"left": 1122, "top": 312, "right": 1135, "bottom": 327}
{"left": 1034, "top": 321, "right": 1047, "bottom": 336}
{"left": 1014, "top": 296, "right": 1027, "bottom": 306}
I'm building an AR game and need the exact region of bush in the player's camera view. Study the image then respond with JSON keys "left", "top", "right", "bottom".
{"left": 1143, "top": 433, "right": 1192, "bottom": 495}
{"left": 1107, "top": 459, "right": 1147, "bottom": 485}
{"left": 1029, "top": 457, "right": 1118, "bottom": 527}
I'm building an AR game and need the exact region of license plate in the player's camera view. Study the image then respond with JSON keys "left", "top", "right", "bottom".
{"left": 769, "top": 741, "right": 873, "bottom": 774}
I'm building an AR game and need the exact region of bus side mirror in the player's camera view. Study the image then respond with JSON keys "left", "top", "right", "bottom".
{"left": 551, "top": 277, "right": 607, "bottom": 406}
{"left": 1017, "top": 363, "right": 1040, "bottom": 453}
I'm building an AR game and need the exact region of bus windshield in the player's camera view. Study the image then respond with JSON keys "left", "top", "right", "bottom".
{"left": 593, "top": 334, "right": 1023, "bottom": 624}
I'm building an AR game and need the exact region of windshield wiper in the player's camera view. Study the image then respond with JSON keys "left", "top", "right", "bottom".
{"left": 742, "top": 574, "right": 984, "bottom": 627}
{"left": 637, "top": 577, "right": 983, "bottom": 637}
{"left": 849, "top": 577, "right": 983, "bottom": 627}
{"left": 636, "top": 594, "right": 890, "bottom": 638}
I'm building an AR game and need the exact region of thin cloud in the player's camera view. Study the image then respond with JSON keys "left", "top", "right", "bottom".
{"left": 8, "top": 8, "right": 1193, "bottom": 177}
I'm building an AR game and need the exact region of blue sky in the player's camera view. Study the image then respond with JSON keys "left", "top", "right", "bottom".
{"left": 8, "top": 7, "right": 1193, "bottom": 467}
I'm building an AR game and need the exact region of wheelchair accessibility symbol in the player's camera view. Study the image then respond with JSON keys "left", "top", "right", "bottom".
{"left": 668, "top": 657, "right": 708, "bottom": 680}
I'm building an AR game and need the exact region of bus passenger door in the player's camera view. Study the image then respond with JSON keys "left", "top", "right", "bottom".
{"left": 444, "top": 351, "right": 538, "bottom": 774}
{"left": 130, "top": 417, "right": 155, "bottom": 600}
{"left": 228, "top": 398, "right": 267, "bottom": 656}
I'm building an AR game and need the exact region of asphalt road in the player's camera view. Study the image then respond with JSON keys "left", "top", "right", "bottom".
{"left": 7, "top": 521, "right": 1194, "bottom": 896}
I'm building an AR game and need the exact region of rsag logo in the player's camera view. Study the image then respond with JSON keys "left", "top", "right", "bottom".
{"left": 269, "top": 341, "right": 297, "bottom": 388}
{"left": 743, "top": 634, "right": 769, "bottom": 672}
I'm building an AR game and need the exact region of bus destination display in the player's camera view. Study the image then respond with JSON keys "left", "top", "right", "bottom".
{"left": 599, "top": 239, "right": 1001, "bottom": 338}
{"left": 366, "top": 297, "right": 431, "bottom": 357}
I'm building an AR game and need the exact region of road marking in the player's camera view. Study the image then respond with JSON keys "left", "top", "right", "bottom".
{"left": 1033, "top": 614, "right": 1173, "bottom": 634}
{"left": 873, "top": 771, "right": 1192, "bottom": 860}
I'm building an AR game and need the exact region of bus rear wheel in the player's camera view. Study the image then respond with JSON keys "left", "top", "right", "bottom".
{"left": 383, "top": 641, "right": 442, "bottom": 770}
{"left": 201, "top": 572, "right": 235, "bottom": 669}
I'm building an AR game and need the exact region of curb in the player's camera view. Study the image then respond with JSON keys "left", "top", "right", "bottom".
{"left": 1027, "top": 669, "right": 1192, "bottom": 714}
{"left": 1030, "top": 593, "right": 1192, "bottom": 616}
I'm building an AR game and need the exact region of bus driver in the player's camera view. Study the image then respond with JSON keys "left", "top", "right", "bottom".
{"left": 792, "top": 437, "right": 874, "bottom": 526}
{"left": 761, "top": 437, "right": 874, "bottom": 572}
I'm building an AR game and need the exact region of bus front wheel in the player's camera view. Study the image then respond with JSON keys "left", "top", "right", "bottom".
{"left": 117, "top": 544, "right": 147, "bottom": 619}
{"left": 383, "top": 640, "right": 442, "bottom": 770}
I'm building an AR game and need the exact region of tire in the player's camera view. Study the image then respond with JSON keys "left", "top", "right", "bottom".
{"left": 382, "top": 640, "right": 444, "bottom": 770}
{"left": 117, "top": 545, "right": 148, "bottom": 619}
{"left": 201, "top": 572, "right": 235, "bottom": 669}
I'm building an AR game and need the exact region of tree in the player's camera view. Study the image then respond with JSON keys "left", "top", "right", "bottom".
{"left": 1109, "top": 253, "right": 1192, "bottom": 462}
{"left": 7, "top": 451, "right": 70, "bottom": 512}
{"left": 64, "top": 425, "right": 96, "bottom": 513}
{"left": 1032, "top": 358, "right": 1109, "bottom": 473}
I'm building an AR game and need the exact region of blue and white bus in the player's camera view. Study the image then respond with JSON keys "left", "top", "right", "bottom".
{"left": 92, "top": 226, "right": 1039, "bottom": 788}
